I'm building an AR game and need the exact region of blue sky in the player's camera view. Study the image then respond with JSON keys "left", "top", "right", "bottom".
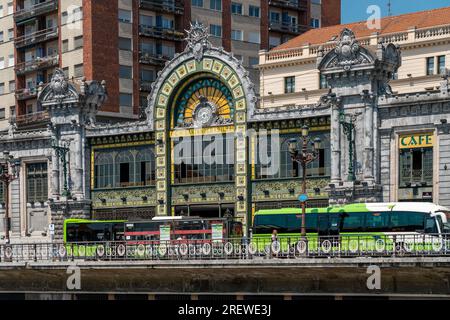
{"left": 342, "top": 0, "right": 450, "bottom": 23}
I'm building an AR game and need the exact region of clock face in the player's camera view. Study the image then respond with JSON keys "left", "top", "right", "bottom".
{"left": 174, "top": 77, "right": 234, "bottom": 128}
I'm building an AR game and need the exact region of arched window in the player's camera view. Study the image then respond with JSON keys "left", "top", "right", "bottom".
{"left": 136, "top": 147, "right": 155, "bottom": 186}
{"left": 94, "top": 152, "right": 114, "bottom": 189}
{"left": 115, "top": 150, "right": 135, "bottom": 187}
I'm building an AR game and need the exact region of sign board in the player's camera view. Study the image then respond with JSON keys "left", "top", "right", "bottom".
{"left": 298, "top": 194, "right": 308, "bottom": 202}
{"left": 211, "top": 223, "right": 223, "bottom": 240}
{"left": 399, "top": 133, "right": 433, "bottom": 149}
{"left": 159, "top": 225, "right": 171, "bottom": 241}
{"left": 48, "top": 224, "right": 55, "bottom": 232}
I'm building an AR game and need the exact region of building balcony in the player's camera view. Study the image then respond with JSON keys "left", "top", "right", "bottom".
{"left": 139, "top": 25, "right": 184, "bottom": 41}
{"left": 15, "top": 55, "right": 59, "bottom": 76}
{"left": 139, "top": 51, "right": 171, "bottom": 66}
{"left": 14, "top": 0, "right": 58, "bottom": 24}
{"left": 15, "top": 27, "right": 59, "bottom": 49}
{"left": 140, "top": 80, "right": 154, "bottom": 92}
{"left": 269, "top": 0, "right": 308, "bottom": 10}
{"left": 15, "top": 87, "right": 38, "bottom": 101}
{"left": 14, "top": 110, "right": 50, "bottom": 128}
{"left": 139, "top": 0, "right": 184, "bottom": 15}
{"left": 269, "top": 21, "right": 308, "bottom": 35}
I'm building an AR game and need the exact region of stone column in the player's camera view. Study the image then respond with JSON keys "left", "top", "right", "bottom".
{"left": 72, "top": 128, "right": 84, "bottom": 198}
{"left": 331, "top": 101, "right": 342, "bottom": 183}
{"left": 51, "top": 149, "right": 60, "bottom": 198}
{"left": 363, "top": 92, "right": 375, "bottom": 181}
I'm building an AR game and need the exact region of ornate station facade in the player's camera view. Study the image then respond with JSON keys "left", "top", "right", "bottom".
{"left": 0, "top": 23, "right": 450, "bottom": 242}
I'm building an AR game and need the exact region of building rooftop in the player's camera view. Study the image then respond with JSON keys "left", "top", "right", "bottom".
{"left": 273, "top": 6, "right": 450, "bottom": 50}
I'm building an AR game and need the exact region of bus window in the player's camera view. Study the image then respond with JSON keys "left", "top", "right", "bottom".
{"left": 365, "top": 212, "right": 390, "bottom": 232}
{"left": 390, "top": 211, "right": 425, "bottom": 232}
{"left": 341, "top": 212, "right": 366, "bottom": 233}
{"left": 425, "top": 216, "right": 438, "bottom": 234}
{"left": 66, "top": 223, "right": 112, "bottom": 242}
{"left": 253, "top": 215, "right": 287, "bottom": 234}
{"left": 112, "top": 223, "right": 125, "bottom": 241}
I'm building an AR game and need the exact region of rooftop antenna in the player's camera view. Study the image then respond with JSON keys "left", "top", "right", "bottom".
{"left": 387, "top": 0, "right": 392, "bottom": 16}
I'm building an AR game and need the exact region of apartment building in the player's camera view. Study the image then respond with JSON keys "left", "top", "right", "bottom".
{"left": 0, "top": 0, "right": 340, "bottom": 130}
{"left": 258, "top": 6, "right": 450, "bottom": 109}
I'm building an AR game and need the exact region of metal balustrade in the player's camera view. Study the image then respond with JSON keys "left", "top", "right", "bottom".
{"left": 139, "top": 0, "right": 184, "bottom": 15}
{"left": 1, "top": 233, "right": 450, "bottom": 263}
{"left": 14, "top": 0, "right": 58, "bottom": 23}
{"left": 14, "top": 111, "right": 50, "bottom": 127}
{"left": 15, "top": 27, "right": 59, "bottom": 49}
{"left": 139, "top": 25, "right": 184, "bottom": 41}
{"left": 139, "top": 52, "right": 171, "bottom": 66}
{"left": 269, "top": 0, "right": 308, "bottom": 10}
{"left": 15, "top": 55, "right": 59, "bottom": 76}
{"left": 269, "top": 21, "right": 308, "bottom": 35}
{"left": 15, "top": 87, "right": 38, "bottom": 100}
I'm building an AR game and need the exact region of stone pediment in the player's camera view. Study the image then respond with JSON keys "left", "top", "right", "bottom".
{"left": 38, "top": 69, "right": 79, "bottom": 105}
{"left": 318, "top": 28, "right": 377, "bottom": 72}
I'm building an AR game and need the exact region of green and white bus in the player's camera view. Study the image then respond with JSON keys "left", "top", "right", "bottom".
{"left": 252, "top": 202, "right": 450, "bottom": 253}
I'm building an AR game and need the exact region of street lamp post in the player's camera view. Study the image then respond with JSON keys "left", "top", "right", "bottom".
{"left": 288, "top": 126, "right": 321, "bottom": 239}
{"left": 0, "top": 151, "right": 20, "bottom": 244}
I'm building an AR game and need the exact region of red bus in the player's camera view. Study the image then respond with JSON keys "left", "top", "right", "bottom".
{"left": 124, "top": 216, "right": 243, "bottom": 245}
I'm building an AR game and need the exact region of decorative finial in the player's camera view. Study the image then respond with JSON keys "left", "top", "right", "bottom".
{"left": 185, "top": 22, "right": 211, "bottom": 61}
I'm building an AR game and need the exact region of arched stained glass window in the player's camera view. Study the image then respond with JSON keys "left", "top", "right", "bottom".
{"left": 115, "top": 150, "right": 135, "bottom": 188}
{"left": 136, "top": 148, "right": 156, "bottom": 186}
{"left": 94, "top": 153, "right": 114, "bottom": 189}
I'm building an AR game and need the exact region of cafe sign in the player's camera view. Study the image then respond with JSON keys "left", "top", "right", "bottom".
{"left": 399, "top": 133, "right": 433, "bottom": 149}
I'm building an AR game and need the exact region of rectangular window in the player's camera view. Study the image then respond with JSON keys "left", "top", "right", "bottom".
{"left": 119, "top": 37, "right": 132, "bottom": 51}
{"left": 248, "top": 32, "right": 260, "bottom": 44}
{"left": 210, "top": 0, "right": 222, "bottom": 11}
{"left": 62, "top": 40, "right": 69, "bottom": 53}
{"left": 74, "top": 36, "right": 83, "bottom": 49}
{"left": 8, "top": 29, "right": 13, "bottom": 41}
{"left": 74, "top": 64, "right": 84, "bottom": 78}
{"left": 210, "top": 24, "right": 222, "bottom": 37}
{"left": 231, "top": 2, "right": 242, "bottom": 15}
{"left": 231, "top": 30, "right": 243, "bottom": 41}
{"left": 192, "top": 0, "right": 203, "bottom": 7}
{"left": 438, "top": 55, "right": 446, "bottom": 75}
{"left": 139, "top": 14, "right": 153, "bottom": 27}
{"left": 0, "top": 32, "right": 3, "bottom": 43}
{"left": 9, "top": 80, "right": 15, "bottom": 93}
{"left": 249, "top": 5, "right": 260, "bottom": 18}
{"left": 399, "top": 147, "right": 433, "bottom": 187}
{"left": 0, "top": 108, "right": 4, "bottom": 120}
{"left": 0, "top": 83, "right": 4, "bottom": 95}
{"left": 249, "top": 57, "right": 259, "bottom": 67}
{"left": 140, "top": 69, "right": 155, "bottom": 82}
{"left": 284, "top": 76, "right": 295, "bottom": 93}
{"left": 118, "top": 9, "right": 132, "bottom": 23}
{"left": 7, "top": 2, "right": 12, "bottom": 15}
{"left": 26, "top": 163, "right": 48, "bottom": 203}
{"left": 7, "top": 54, "right": 13, "bottom": 67}
{"left": 310, "top": 18, "right": 320, "bottom": 28}
{"left": 270, "top": 11, "right": 280, "bottom": 22}
{"left": 119, "top": 65, "right": 132, "bottom": 79}
{"left": 120, "top": 93, "right": 133, "bottom": 107}
{"left": 426, "top": 57, "right": 435, "bottom": 75}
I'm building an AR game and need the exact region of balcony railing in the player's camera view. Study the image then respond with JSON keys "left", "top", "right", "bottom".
{"left": 15, "top": 27, "right": 59, "bottom": 49}
{"left": 139, "top": 0, "right": 184, "bottom": 15}
{"left": 139, "top": 25, "right": 184, "bottom": 41}
{"left": 15, "top": 87, "right": 38, "bottom": 101}
{"left": 14, "top": 0, "right": 58, "bottom": 23}
{"left": 140, "top": 81, "right": 154, "bottom": 92}
{"left": 269, "top": 0, "right": 308, "bottom": 10}
{"left": 15, "top": 55, "right": 59, "bottom": 76}
{"left": 269, "top": 21, "right": 308, "bottom": 35}
{"left": 14, "top": 110, "right": 50, "bottom": 127}
{"left": 139, "top": 51, "right": 172, "bottom": 66}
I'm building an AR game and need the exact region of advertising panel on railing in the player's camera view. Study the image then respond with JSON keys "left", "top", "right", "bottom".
{"left": 211, "top": 224, "right": 223, "bottom": 241}
{"left": 159, "top": 225, "right": 171, "bottom": 241}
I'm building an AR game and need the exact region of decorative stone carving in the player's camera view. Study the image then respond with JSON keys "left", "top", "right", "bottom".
{"left": 332, "top": 29, "right": 369, "bottom": 70}
{"left": 184, "top": 22, "right": 211, "bottom": 62}
{"left": 49, "top": 69, "right": 69, "bottom": 100}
